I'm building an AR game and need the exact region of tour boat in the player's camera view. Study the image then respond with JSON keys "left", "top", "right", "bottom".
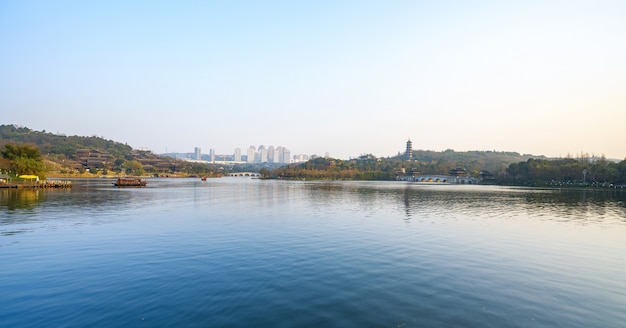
{"left": 113, "top": 177, "right": 147, "bottom": 187}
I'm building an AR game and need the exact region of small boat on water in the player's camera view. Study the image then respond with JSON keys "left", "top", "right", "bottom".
{"left": 114, "top": 177, "right": 147, "bottom": 187}
{"left": 201, "top": 176, "right": 207, "bottom": 181}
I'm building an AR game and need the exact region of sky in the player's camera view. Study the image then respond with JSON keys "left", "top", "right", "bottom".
{"left": 1, "top": 0, "right": 625, "bottom": 160}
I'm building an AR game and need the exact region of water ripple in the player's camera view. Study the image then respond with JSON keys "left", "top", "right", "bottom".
{"left": 1, "top": 180, "right": 625, "bottom": 327}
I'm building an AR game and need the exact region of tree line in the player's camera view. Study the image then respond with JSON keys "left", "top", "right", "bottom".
{"left": 262, "top": 154, "right": 626, "bottom": 187}
{"left": 263, "top": 151, "right": 538, "bottom": 181}
{"left": 503, "top": 156, "right": 626, "bottom": 186}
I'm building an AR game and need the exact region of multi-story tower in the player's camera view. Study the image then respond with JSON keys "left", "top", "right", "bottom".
{"left": 194, "top": 147, "right": 201, "bottom": 160}
{"left": 210, "top": 149, "right": 215, "bottom": 162}
{"left": 267, "top": 145, "right": 275, "bottom": 163}
{"left": 282, "top": 147, "right": 291, "bottom": 164}
{"left": 275, "top": 146, "right": 283, "bottom": 163}
{"left": 258, "top": 145, "right": 267, "bottom": 163}
{"left": 405, "top": 139, "right": 413, "bottom": 160}
{"left": 234, "top": 148, "right": 241, "bottom": 162}
{"left": 247, "top": 146, "right": 256, "bottom": 163}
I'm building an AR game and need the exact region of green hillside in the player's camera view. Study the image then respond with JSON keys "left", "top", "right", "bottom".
{"left": 0, "top": 124, "right": 132, "bottom": 159}
{"left": 0, "top": 124, "right": 218, "bottom": 176}
{"left": 401, "top": 149, "right": 543, "bottom": 176}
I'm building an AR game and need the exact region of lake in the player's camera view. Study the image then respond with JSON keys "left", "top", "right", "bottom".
{"left": 1, "top": 178, "right": 625, "bottom": 327}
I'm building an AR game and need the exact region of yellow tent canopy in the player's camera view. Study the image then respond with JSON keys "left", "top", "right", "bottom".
{"left": 18, "top": 175, "right": 39, "bottom": 179}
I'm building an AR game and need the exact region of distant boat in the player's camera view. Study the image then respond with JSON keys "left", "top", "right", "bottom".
{"left": 113, "top": 177, "right": 147, "bottom": 187}
{"left": 201, "top": 176, "right": 207, "bottom": 181}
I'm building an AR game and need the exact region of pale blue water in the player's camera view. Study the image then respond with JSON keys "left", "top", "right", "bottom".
{"left": 1, "top": 178, "right": 625, "bottom": 327}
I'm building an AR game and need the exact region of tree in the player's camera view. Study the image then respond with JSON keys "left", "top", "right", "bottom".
{"left": 1, "top": 144, "right": 42, "bottom": 161}
{"left": 113, "top": 159, "right": 125, "bottom": 173}
{"left": 123, "top": 160, "right": 145, "bottom": 176}
{"left": 1, "top": 144, "right": 46, "bottom": 177}
{"left": 259, "top": 168, "right": 271, "bottom": 178}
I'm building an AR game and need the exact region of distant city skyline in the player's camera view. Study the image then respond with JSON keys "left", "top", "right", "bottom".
{"left": 1, "top": 1, "right": 625, "bottom": 160}
{"left": 166, "top": 144, "right": 306, "bottom": 164}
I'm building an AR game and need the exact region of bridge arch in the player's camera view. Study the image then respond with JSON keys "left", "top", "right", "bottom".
{"left": 227, "top": 172, "right": 260, "bottom": 177}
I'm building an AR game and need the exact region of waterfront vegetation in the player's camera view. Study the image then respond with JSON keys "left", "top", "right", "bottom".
{"left": 264, "top": 154, "right": 626, "bottom": 187}
{"left": 0, "top": 144, "right": 47, "bottom": 179}
{"left": 1, "top": 124, "right": 625, "bottom": 187}
{"left": 504, "top": 156, "right": 626, "bottom": 187}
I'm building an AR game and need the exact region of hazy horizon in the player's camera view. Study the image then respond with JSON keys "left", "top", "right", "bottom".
{"left": 2, "top": 1, "right": 625, "bottom": 160}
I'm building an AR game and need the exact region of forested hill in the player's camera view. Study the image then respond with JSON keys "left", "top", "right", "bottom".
{"left": 407, "top": 149, "right": 543, "bottom": 173}
{"left": 0, "top": 124, "right": 132, "bottom": 158}
{"left": 267, "top": 150, "right": 546, "bottom": 181}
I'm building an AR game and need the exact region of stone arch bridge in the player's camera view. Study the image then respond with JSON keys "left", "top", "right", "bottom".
{"left": 397, "top": 175, "right": 480, "bottom": 184}
{"left": 227, "top": 172, "right": 261, "bottom": 177}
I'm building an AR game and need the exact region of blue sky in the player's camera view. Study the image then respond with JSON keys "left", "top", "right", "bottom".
{"left": 1, "top": 1, "right": 625, "bottom": 159}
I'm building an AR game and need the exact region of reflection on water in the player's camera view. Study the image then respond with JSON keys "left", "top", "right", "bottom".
{"left": 0, "top": 188, "right": 46, "bottom": 211}
{"left": 301, "top": 182, "right": 626, "bottom": 225}
{"left": 3, "top": 179, "right": 624, "bottom": 233}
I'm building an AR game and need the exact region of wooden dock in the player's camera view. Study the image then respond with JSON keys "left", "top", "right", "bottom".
{"left": 0, "top": 180, "right": 73, "bottom": 189}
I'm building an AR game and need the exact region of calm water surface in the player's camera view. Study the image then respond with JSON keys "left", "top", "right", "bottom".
{"left": 1, "top": 178, "right": 625, "bottom": 327}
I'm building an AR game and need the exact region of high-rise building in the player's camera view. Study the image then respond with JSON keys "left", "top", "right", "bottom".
{"left": 234, "top": 148, "right": 241, "bottom": 162}
{"left": 258, "top": 145, "right": 267, "bottom": 163}
{"left": 275, "top": 146, "right": 283, "bottom": 163}
{"left": 194, "top": 147, "right": 201, "bottom": 160}
{"left": 268, "top": 145, "right": 275, "bottom": 163}
{"left": 282, "top": 147, "right": 291, "bottom": 164}
{"left": 210, "top": 149, "right": 215, "bottom": 162}
{"left": 247, "top": 146, "right": 256, "bottom": 163}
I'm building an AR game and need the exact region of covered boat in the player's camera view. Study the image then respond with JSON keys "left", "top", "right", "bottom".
{"left": 113, "top": 177, "right": 147, "bottom": 187}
